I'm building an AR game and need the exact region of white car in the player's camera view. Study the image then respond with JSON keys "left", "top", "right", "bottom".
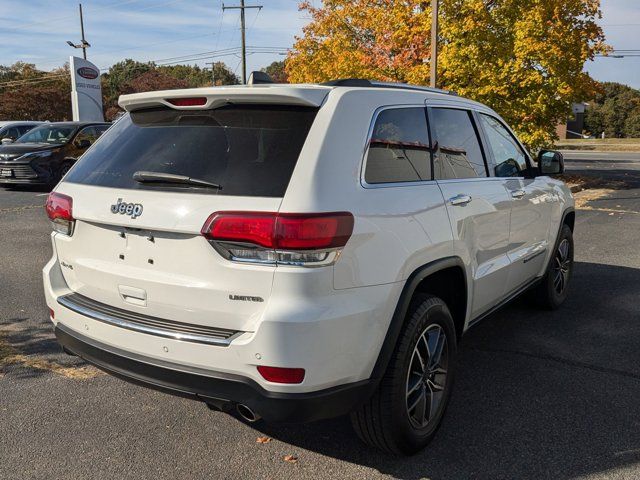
{"left": 43, "top": 77, "right": 574, "bottom": 454}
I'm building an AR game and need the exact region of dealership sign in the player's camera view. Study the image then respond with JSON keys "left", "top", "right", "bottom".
{"left": 70, "top": 56, "right": 104, "bottom": 122}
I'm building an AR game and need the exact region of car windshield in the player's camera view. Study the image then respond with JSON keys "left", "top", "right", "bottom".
{"left": 16, "top": 125, "right": 76, "bottom": 145}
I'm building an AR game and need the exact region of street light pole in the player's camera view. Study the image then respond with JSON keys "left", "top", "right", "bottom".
{"left": 67, "top": 3, "right": 91, "bottom": 59}
{"left": 223, "top": 1, "right": 262, "bottom": 84}
{"left": 430, "top": 0, "right": 438, "bottom": 88}
{"left": 79, "top": 3, "right": 87, "bottom": 60}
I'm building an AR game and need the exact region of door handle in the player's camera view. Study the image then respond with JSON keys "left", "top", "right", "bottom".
{"left": 511, "top": 189, "right": 526, "bottom": 199}
{"left": 449, "top": 194, "right": 472, "bottom": 206}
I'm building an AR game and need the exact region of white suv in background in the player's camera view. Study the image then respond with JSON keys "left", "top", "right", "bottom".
{"left": 43, "top": 77, "right": 574, "bottom": 454}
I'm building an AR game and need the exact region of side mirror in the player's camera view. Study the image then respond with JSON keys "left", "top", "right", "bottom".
{"left": 537, "top": 149, "right": 564, "bottom": 175}
{"left": 1, "top": 137, "right": 14, "bottom": 145}
{"left": 75, "top": 139, "right": 91, "bottom": 149}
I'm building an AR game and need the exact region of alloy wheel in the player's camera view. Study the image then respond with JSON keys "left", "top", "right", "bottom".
{"left": 553, "top": 238, "right": 571, "bottom": 295}
{"left": 405, "top": 324, "right": 449, "bottom": 429}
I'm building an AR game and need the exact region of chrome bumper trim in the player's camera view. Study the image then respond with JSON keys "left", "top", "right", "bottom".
{"left": 57, "top": 293, "right": 242, "bottom": 346}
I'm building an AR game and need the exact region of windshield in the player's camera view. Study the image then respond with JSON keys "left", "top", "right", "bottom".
{"left": 17, "top": 125, "right": 76, "bottom": 144}
{"left": 65, "top": 104, "right": 318, "bottom": 197}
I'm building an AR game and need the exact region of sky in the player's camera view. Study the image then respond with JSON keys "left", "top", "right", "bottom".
{"left": 0, "top": 0, "right": 639, "bottom": 88}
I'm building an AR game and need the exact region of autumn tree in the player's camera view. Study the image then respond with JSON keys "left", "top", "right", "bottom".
{"left": 287, "top": 0, "right": 607, "bottom": 147}
{"left": 0, "top": 64, "right": 72, "bottom": 121}
{"left": 104, "top": 69, "right": 190, "bottom": 120}
{"left": 101, "top": 60, "right": 240, "bottom": 118}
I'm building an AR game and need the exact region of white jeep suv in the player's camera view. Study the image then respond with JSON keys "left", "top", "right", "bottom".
{"left": 43, "top": 77, "right": 574, "bottom": 454}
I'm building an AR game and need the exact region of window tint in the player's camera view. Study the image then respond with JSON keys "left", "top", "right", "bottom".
{"left": 65, "top": 105, "right": 318, "bottom": 197}
{"left": 17, "top": 125, "right": 76, "bottom": 144}
{"left": 364, "top": 107, "right": 431, "bottom": 184}
{"left": 18, "top": 125, "right": 35, "bottom": 136}
{"left": 95, "top": 125, "right": 110, "bottom": 136}
{"left": 479, "top": 114, "right": 528, "bottom": 177}
{"left": 3, "top": 127, "right": 20, "bottom": 140}
{"left": 430, "top": 108, "right": 486, "bottom": 179}
{"left": 75, "top": 126, "right": 98, "bottom": 145}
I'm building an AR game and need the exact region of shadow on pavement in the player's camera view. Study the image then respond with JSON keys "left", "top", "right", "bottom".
{"left": 253, "top": 261, "right": 640, "bottom": 479}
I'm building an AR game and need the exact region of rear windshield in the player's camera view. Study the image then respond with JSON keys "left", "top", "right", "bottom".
{"left": 65, "top": 104, "right": 318, "bottom": 197}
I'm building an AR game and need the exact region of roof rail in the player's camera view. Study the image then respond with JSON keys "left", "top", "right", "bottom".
{"left": 321, "top": 78, "right": 456, "bottom": 96}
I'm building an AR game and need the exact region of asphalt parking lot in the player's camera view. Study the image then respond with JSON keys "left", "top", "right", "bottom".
{"left": 1, "top": 154, "right": 639, "bottom": 480}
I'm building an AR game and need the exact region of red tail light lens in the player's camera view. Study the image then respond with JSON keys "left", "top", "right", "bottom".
{"left": 166, "top": 97, "right": 207, "bottom": 107}
{"left": 276, "top": 213, "right": 354, "bottom": 249}
{"left": 203, "top": 212, "right": 276, "bottom": 248}
{"left": 257, "top": 366, "right": 305, "bottom": 384}
{"left": 201, "top": 212, "right": 354, "bottom": 266}
{"left": 201, "top": 212, "right": 353, "bottom": 250}
{"left": 45, "top": 192, "right": 75, "bottom": 235}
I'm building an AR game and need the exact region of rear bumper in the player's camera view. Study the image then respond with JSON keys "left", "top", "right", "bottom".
{"left": 55, "top": 323, "right": 374, "bottom": 423}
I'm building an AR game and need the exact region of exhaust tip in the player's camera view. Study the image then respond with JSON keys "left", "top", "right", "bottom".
{"left": 236, "top": 404, "right": 261, "bottom": 423}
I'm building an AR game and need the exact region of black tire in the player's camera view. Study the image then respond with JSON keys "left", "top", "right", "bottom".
{"left": 58, "top": 161, "right": 74, "bottom": 182}
{"left": 530, "top": 224, "right": 574, "bottom": 310}
{"left": 350, "top": 294, "right": 457, "bottom": 455}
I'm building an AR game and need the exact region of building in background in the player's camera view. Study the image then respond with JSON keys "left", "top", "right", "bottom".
{"left": 556, "top": 102, "right": 589, "bottom": 139}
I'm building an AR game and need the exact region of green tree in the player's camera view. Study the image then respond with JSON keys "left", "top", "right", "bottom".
{"left": 209, "top": 61, "right": 241, "bottom": 86}
{"left": 584, "top": 82, "right": 640, "bottom": 138}
{"left": 101, "top": 59, "right": 154, "bottom": 112}
{"left": 159, "top": 64, "right": 212, "bottom": 87}
{"left": 624, "top": 113, "right": 640, "bottom": 138}
{"left": 262, "top": 61, "right": 288, "bottom": 83}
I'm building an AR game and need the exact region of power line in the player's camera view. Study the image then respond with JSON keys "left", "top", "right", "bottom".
{"left": 0, "top": 46, "right": 288, "bottom": 89}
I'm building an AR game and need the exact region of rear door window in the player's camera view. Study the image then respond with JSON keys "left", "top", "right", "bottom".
{"left": 429, "top": 108, "right": 487, "bottom": 179}
{"left": 65, "top": 105, "right": 318, "bottom": 197}
{"left": 364, "top": 107, "right": 431, "bottom": 184}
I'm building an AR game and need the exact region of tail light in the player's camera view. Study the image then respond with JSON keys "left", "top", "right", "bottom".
{"left": 257, "top": 366, "right": 305, "bottom": 384}
{"left": 201, "top": 211, "right": 354, "bottom": 267}
{"left": 45, "top": 192, "right": 75, "bottom": 236}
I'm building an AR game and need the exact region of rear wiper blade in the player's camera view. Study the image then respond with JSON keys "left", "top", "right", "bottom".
{"left": 133, "top": 171, "right": 222, "bottom": 190}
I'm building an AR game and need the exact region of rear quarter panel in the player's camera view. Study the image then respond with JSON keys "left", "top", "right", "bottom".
{"left": 280, "top": 89, "right": 454, "bottom": 290}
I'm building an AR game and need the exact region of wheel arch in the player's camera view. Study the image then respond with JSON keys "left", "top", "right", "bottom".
{"left": 369, "top": 257, "right": 467, "bottom": 382}
{"left": 563, "top": 208, "right": 575, "bottom": 232}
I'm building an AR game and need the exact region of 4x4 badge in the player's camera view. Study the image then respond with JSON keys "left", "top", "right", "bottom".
{"left": 111, "top": 198, "right": 143, "bottom": 219}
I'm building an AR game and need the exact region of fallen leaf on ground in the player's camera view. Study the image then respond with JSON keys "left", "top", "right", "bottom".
{"left": 283, "top": 455, "right": 298, "bottom": 464}
{"left": 256, "top": 436, "right": 272, "bottom": 444}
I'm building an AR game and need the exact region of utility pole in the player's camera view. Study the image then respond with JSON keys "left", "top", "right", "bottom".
{"left": 430, "top": 0, "right": 438, "bottom": 88}
{"left": 206, "top": 61, "right": 216, "bottom": 86}
{"left": 223, "top": 1, "right": 262, "bottom": 84}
